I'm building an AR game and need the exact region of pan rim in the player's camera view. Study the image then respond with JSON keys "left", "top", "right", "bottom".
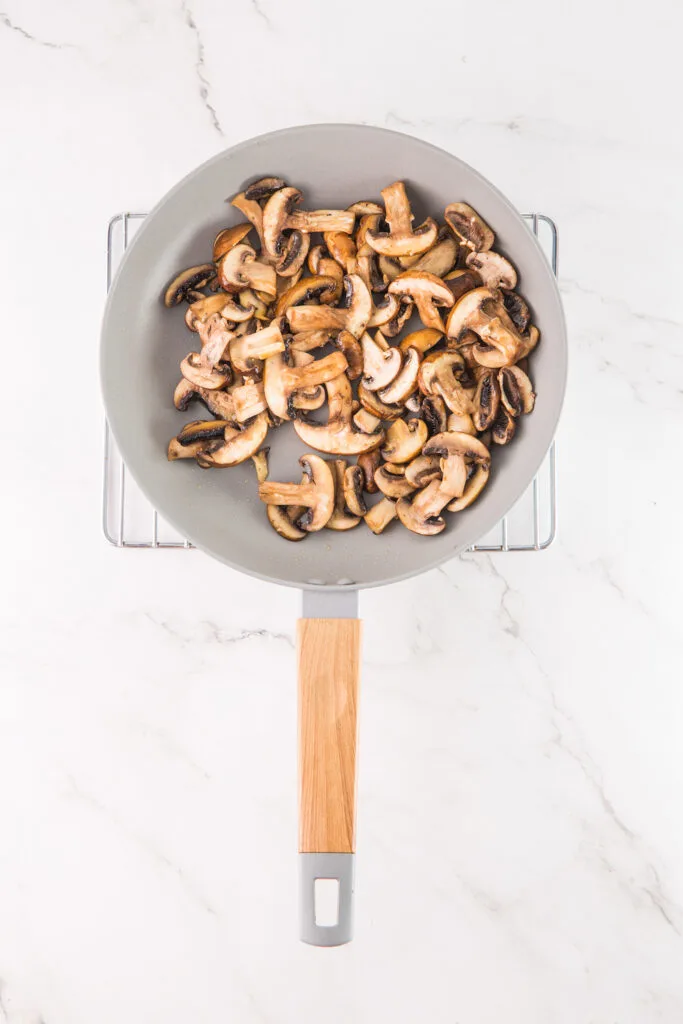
{"left": 101, "top": 123, "right": 567, "bottom": 592}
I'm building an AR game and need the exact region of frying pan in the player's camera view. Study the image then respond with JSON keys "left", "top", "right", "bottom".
{"left": 101, "top": 124, "right": 567, "bottom": 945}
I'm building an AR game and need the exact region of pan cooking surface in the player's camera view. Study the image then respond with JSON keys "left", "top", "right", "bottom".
{"left": 101, "top": 124, "right": 567, "bottom": 590}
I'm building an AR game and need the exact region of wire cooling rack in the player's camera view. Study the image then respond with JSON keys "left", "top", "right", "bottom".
{"left": 103, "top": 212, "right": 558, "bottom": 552}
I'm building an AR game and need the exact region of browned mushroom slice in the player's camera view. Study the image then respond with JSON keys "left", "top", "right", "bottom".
{"left": 379, "top": 297, "right": 414, "bottom": 338}
{"left": 218, "top": 243, "right": 277, "bottom": 297}
{"left": 355, "top": 214, "right": 381, "bottom": 256}
{"left": 231, "top": 192, "right": 268, "bottom": 253}
{"left": 447, "top": 463, "right": 490, "bottom": 512}
{"left": 325, "top": 459, "right": 360, "bottom": 531}
{"left": 335, "top": 330, "right": 363, "bottom": 380}
{"left": 231, "top": 380, "right": 268, "bottom": 422}
{"left": 364, "top": 497, "right": 398, "bottom": 534}
{"left": 374, "top": 464, "right": 416, "bottom": 499}
{"left": 431, "top": 352, "right": 476, "bottom": 415}
{"left": 366, "top": 181, "right": 438, "bottom": 257}
{"left": 342, "top": 464, "right": 367, "bottom": 516}
{"left": 446, "top": 287, "right": 526, "bottom": 367}
{"left": 381, "top": 418, "right": 428, "bottom": 464}
{"left": 276, "top": 229, "right": 310, "bottom": 278}
{"left": 251, "top": 448, "right": 269, "bottom": 483}
{"left": 259, "top": 454, "right": 335, "bottom": 532}
{"left": 287, "top": 209, "right": 355, "bottom": 234}
{"left": 184, "top": 292, "right": 234, "bottom": 331}
{"left": 410, "top": 234, "right": 459, "bottom": 277}
{"left": 502, "top": 291, "right": 530, "bottom": 334}
{"left": 361, "top": 331, "right": 402, "bottom": 391}
{"left": 244, "top": 176, "right": 288, "bottom": 202}
{"left": 388, "top": 270, "right": 454, "bottom": 331}
{"left": 378, "top": 254, "right": 403, "bottom": 285}
{"left": 447, "top": 411, "right": 477, "bottom": 435}
{"left": 473, "top": 368, "right": 501, "bottom": 431}
{"left": 287, "top": 273, "right": 371, "bottom": 339}
{"left": 444, "top": 203, "right": 494, "bottom": 252}
{"left": 168, "top": 436, "right": 217, "bottom": 461}
{"left": 324, "top": 231, "right": 357, "bottom": 274}
{"left": 173, "top": 378, "right": 237, "bottom": 421}
{"left": 398, "top": 327, "right": 443, "bottom": 355}
{"left": 266, "top": 504, "right": 307, "bottom": 541}
{"left": 420, "top": 394, "right": 448, "bottom": 435}
{"left": 423, "top": 430, "right": 490, "bottom": 467}
{"left": 213, "top": 223, "right": 253, "bottom": 262}
{"left": 230, "top": 318, "right": 286, "bottom": 372}
{"left": 177, "top": 419, "right": 234, "bottom": 446}
{"left": 439, "top": 452, "right": 468, "bottom": 499}
{"left": 353, "top": 407, "right": 382, "bottom": 434}
{"left": 378, "top": 347, "right": 420, "bottom": 405}
{"left": 357, "top": 382, "right": 403, "bottom": 421}
{"left": 347, "top": 200, "right": 384, "bottom": 216}
{"left": 180, "top": 351, "right": 231, "bottom": 390}
{"left": 164, "top": 264, "right": 216, "bottom": 307}
{"left": 274, "top": 275, "right": 341, "bottom": 317}
{"left": 195, "top": 412, "right": 269, "bottom": 467}
{"left": 443, "top": 267, "right": 483, "bottom": 303}
{"left": 491, "top": 405, "right": 517, "bottom": 445}
{"left": 368, "top": 292, "right": 401, "bottom": 328}
{"left": 466, "top": 250, "right": 517, "bottom": 290}
{"left": 518, "top": 325, "right": 540, "bottom": 360}
{"left": 405, "top": 454, "right": 442, "bottom": 488}
{"left": 498, "top": 365, "right": 535, "bottom": 416}
{"left": 262, "top": 186, "right": 303, "bottom": 263}
{"left": 357, "top": 450, "right": 381, "bottom": 493}
{"left": 396, "top": 479, "right": 450, "bottom": 536}
{"left": 293, "top": 373, "right": 385, "bottom": 455}
{"left": 288, "top": 351, "right": 327, "bottom": 411}
{"left": 238, "top": 287, "right": 270, "bottom": 321}
{"left": 290, "top": 329, "right": 339, "bottom": 353}
{"left": 264, "top": 350, "right": 348, "bottom": 420}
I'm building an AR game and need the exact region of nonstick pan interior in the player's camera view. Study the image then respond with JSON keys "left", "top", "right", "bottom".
{"left": 101, "top": 124, "right": 567, "bottom": 590}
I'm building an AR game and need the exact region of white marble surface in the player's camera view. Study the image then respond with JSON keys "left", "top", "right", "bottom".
{"left": 1, "top": 0, "right": 682, "bottom": 1020}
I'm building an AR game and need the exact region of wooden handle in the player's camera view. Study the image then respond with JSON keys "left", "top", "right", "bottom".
{"left": 298, "top": 618, "right": 362, "bottom": 854}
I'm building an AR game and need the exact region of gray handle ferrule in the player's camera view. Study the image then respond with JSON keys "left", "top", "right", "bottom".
{"left": 299, "top": 853, "right": 354, "bottom": 946}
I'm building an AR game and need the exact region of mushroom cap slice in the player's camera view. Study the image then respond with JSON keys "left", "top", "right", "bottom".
{"left": 180, "top": 352, "right": 231, "bottom": 390}
{"left": 266, "top": 505, "right": 307, "bottom": 541}
{"left": 274, "top": 274, "right": 341, "bottom": 316}
{"left": 398, "top": 327, "right": 443, "bottom": 354}
{"left": 379, "top": 297, "right": 413, "bottom": 338}
{"left": 420, "top": 394, "right": 448, "bottom": 435}
{"left": 374, "top": 464, "right": 416, "bottom": 499}
{"left": 167, "top": 436, "right": 217, "bottom": 460}
{"left": 173, "top": 379, "right": 237, "bottom": 421}
{"left": 347, "top": 200, "right": 384, "bottom": 216}
{"left": 164, "top": 264, "right": 216, "bottom": 307}
{"left": 335, "top": 330, "right": 363, "bottom": 380}
{"left": 196, "top": 412, "right": 269, "bottom": 467}
{"left": 326, "top": 459, "right": 361, "bottom": 531}
{"left": 218, "top": 243, "right": 277, "bottom": 297}
{"left": 378, "top": 347, "right": 420, "bottom": 406}
{"left": 447, "top": 411, "right": 477, "bottom": 435}
{"left": 343, "top": 464, "right": 367, "bottom": 516}
{"left": 263, "top": 350, "right": 347, "bottom": 421}
{"left": 381, "top": 417, "right": 428, "bottom": 464}
{"left": 473, "top": 368, "right": 501, "bottom": 431}
{"left": 423, "top": 430, "right": 490, "bottom": 466}
{"left": 357, "top": 450, "right": 381, "bottom": 493}
{"left": 361, "top": 331, "right": 402, "bottom": 391}
{"left": 230, "top": 318, "right": 285, "bottom": 372}
{"left": 492, "top": 406, "right": 517, "bottom": 445}
{"left": 290, "top": 328, "right": 339, "bottom": 353}
{"left": 443, "top": 267, "right": 483, "bottom": 303}
{"left": 276, "top": 229, "right": 311, "bottom": 277}
{"left": 502, "top": 290, "right": 530, "bottom": 334}
{"left": 499, "top": 365, "right": 535, "bottom": 416}
{"left": 258, "top": 454, "right": 334, "bottom": 532}
{"left": 364, "top": 497, "right": 398, "bottom": 534}
{"left": 293, "top": 374, "right": 385, "bottom": 455}
{"left": 177, "top": 419, "right": 233, "bottom": 445}
{"left": 466, "top": 250, "right": 517, "bottom": 290}
{"left": 447, "top": 287, "right": 526, "bottom": 367}
{"left": 262, "top": 186, "right": 303, "bottom": 263}
{"left": 185, "top": 292, "right": 242, "bottom": 331}
{"left": 368, "top": 292, "right": 401, "bottom": 328}
{"left": 366, "top": 181, "right": 438, "bottom": 257}
{"left": 231, "top": 192, "right": 268, "bottom": 252}
{"left": 405, "top": 454, "right": 442, "bottom": 488}
{"left": 357, "top": 382, "right": 403, "bottom": 421}
{"left": 410, "top": 234, "right": 459, "bottom": 278}
{"left": 324, "top": 231, "right": 357, "bottom": 273}
{"left": 439, "top": 453, "right": 468, "bottom": 499}
{"left": 444, "top": 203, "right": 494, "bottom": 252}
{"left": 244, "top": 176, "right": 288, "bottom": 202}
{"left": 213, "top": 223, "right": 253, "bottom": 262}
{"left": 251, "top": 448, "right": 270, "bottom": 483}
{"left": 447, "top": 463, "right": 490, "bottom": 512}
{"left": 396, "top": 479, "right": 449, "bottom": 536}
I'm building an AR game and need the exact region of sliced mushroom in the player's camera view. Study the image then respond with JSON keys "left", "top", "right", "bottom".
{"left": 439, "top": 452, "right": 468, "bottom": 498}
{"left": 262, "top": 186, "right": 303, "bottom": 263}
{"left": 293, "top": 373, "right": 385, "bottom": 455}
{"left": 164, "top": 264, "right": 216, "bottom": 307}
{"left": 357, "top": 382, "right": 403, "bottom": 421}
{"left": 288, "top": 350, "right": 326, "bottom": 411}
{"left": 446, "top": 287, "right": 526, "bottom": 367}
{"left": 323, "top": 231, "right": 357, "bottom": 274}
{"left": 266, "top": 504, "right": 307, "bottom": 541}
{"left": 498, "top": 365, "right": 535, "bottom": 416}
{"left": 518, "top": 325, "right": 540, "bottom": 360}
{"left": 177, "top": 419, "right": 233, "bottom": 446}
{"left": 472, "top": 368, "right": 501, "bottom": 431}
{"left": 218, "top": 243, "right": 277, "bottom": 297}
{"left": 196, "top": 412, "right": 269, "bottom": 468}
{"left": 374, "top": 464, "right": 416, "bottom": 499}
{"left": 335, "top": 329, "right": 363, "bottom": 380}
{"left": 398, "top": 327, "right": 443, "bottom": 355}
{"left": 443, "top": 267, "right": 483, "bottom": 303}
{"left": 230, "top": 191, "right": 268, "bottom": 252}
{"left": 239, "top": 287, "right": 270, "bottom": 321}
{"left": 287, "top": 209, "right": 355, "bottom": 234}
{"left": 378, "top": 347, "right": 420, "bottom": 405}
{"left": 231, "top": 380, "right": 268, "bottom": 421}
{"left": 167, "top": 436, "right": 216, "bottom": 460}
{"left": 368, "top": 292, "right": 401, "bottom": 328}
{"left": 447, "top": 412, "right": 477, "bottom": 435}
{"left": 366, "top": 181, "right": 438, "bottom": 257}
{"left": 213, "top": 223, "right": 253, "bottom": 262}
{"left": 466, "top": 250, "right": 517, "bottom": 291}
{"left": 405, "top": 454, "right": 442, "bottom": 488}
{"left": 491, "top": 405, "right": 517, "bottom": 445}
{"left": 275, "top": 230, "right": 310, "bottom": 277}
{"left": 502, "top": 291, "right": 530, "bottom": 334}
{"left": 290, "top": 328, "right": 339, "bottom": 352}
{"left": 274, "top": 275, "right": 340, "bottom": 316}
{"left": 173, "top": 378, "right": 237, "bottom": 420}
{"left": 444, "top": 203, "right": 494, "bottom": 252}
{"left": 353, "top": 407, "right": 383, "bottom": 434}
{"left": 364, "top": 497, "right": 398, "bottom": 534}
{"left": 326, "top": 459, "right": 361, "bottom": 531}
{"left": 347, "top": 200, "right": 384, "bottom": 216}
{"left": 244, "top": 176, "right": 287, "bottom": 202}
{"left": 410, "top": 234, "right": 458, "bottom": 277}
{"left": 251, "top": 447, "right": 269, "bottom": 483}
{"left": 184, "top": 292, "right": 235, "bottom": 331}
{"left": 378, "top": 254, "right": 403, "bottom": 285}
{"left": 388, "top": 270, "right": 453, "bottom": 331}
{"left": 286, "top": 273, "right": 371, "bottom": 339}
{"left": 379, "top": 297, "right": 414, "bottom": 338}
{"left": 258, "top": 453, "right": 335, "bottom": 532}
{"left": 180, "top": 351, "right": 231, "bottom": 390}
{"left": 396, "top": 479, "right": 451, "bottom": 536}
{"left": 381, "top": 418, "right": 428, "bottom": 464}
{"left": 431, "top": 352, "right": 476, "bottom": 415}
{"left": 263, "top": 350, "right": 348, "bottom": 420}
{"left": 361, "top": 331, "right": 402, "bottom": 391}
{"left": 447, "top": 463, "right": 490, "bottom": 511}
{"left": 344, "top": 465, "right": 367, "bottom": 516}
{"left": 357, "top": 450, "right": 381, "bottom": 493}
{"left": 423, "top": 430, "right": 491, "bottom": 467}
{"left": 230, "top": 318, "right": 286, "bottom": 372}
{"left": 420, "top": 394, "right": 448, "bottom": 435}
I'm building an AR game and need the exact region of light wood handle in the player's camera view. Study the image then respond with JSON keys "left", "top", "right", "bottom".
{"left": 298, "top": 618, "right": 362, "bottom": 854}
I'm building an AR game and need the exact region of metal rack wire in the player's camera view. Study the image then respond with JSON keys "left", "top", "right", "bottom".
{"left": 103, "top": 212, "right": 558, "bottom": 552}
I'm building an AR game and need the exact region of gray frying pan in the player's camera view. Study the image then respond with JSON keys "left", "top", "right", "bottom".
{"left": 101, "top": 124, "right": 567, "bottom": 946}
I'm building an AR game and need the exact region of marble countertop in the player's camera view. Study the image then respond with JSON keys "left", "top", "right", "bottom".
{"left": 1, "top": 0, "right": 682, "bottom": 1021}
